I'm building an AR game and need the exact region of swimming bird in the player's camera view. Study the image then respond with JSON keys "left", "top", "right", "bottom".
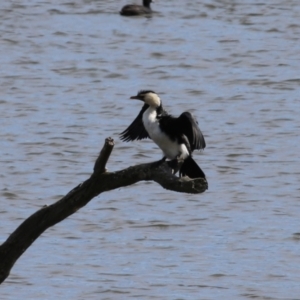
{"left": 120, "top": 90, "right": 206, "bottom": 179}
{"left": 120, "top": 0, "right": 153, "bottom": 16}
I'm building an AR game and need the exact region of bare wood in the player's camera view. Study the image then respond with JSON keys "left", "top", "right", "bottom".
{"left": 0, "top": 138, "right": 207, "bottom": 284}
{"left": 93, "top": 137, "right": 114, "bottom": 173}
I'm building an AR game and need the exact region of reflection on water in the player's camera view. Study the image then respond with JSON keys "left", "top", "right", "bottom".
{"left": 1, "top": 0, "right": 300, "bottom": 299}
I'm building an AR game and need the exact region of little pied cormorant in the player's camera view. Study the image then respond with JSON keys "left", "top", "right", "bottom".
{"left": 120, "top": 0, "right": 153, "bottom": 16}
{"left": 120, "top": 90, "right": 206, "bottom": 179}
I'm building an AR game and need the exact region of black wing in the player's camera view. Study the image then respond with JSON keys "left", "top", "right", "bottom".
{"left": 119, "top": 104, "right": 150, "bottom": 142}
{"left": 159, "top": 111, "right": 206, "bottom": 152}
{"left": 177, "top": 112, "right": 206, "bottom": 151}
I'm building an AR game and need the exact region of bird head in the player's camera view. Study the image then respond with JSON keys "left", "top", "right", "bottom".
{"left": 130, "top": 90, "right": 161, "bottom": 108}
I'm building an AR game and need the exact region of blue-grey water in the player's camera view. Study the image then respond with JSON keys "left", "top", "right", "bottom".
{"left": 1, "top": 1, "right": 300, "bottom": 299}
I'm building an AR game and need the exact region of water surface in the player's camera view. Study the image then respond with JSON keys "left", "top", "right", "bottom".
{"left": 1, "top": 1, "right": 300, "bottom": 299}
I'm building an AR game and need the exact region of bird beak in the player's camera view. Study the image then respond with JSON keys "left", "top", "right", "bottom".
{"left": 130, "top": 95, "right": 143, "bottom": 101}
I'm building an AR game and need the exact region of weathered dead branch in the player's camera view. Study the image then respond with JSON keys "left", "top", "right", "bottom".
{"left": 0, "top": 137, "right": 207, "bottom": 284}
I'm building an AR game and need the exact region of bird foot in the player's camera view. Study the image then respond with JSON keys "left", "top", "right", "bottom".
{"left": 167, "top": 157, "right": 183, "bottom": 175}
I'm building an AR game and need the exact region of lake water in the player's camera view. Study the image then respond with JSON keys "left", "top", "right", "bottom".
{"left": 1, "top": 0, "right": 300, "bottom": 299}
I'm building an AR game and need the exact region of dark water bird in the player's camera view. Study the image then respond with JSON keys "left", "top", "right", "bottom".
{"left": 120, "top": 0, "right": 153, "bottom": 16}
{"left": 120, "top": 90, "right": 206, "bottom": 179}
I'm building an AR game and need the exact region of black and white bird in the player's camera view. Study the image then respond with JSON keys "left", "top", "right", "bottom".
{"left": 120, "top": 0, "right": 153, "bottom": 16}
{"left": 120, "top": 90, "right": 206, "bottom": 179}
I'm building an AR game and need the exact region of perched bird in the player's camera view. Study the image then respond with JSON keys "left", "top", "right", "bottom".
{"left": 120, "top": 90, "right": 206, "bottom": 179}
{"left": 120, "top": 0, "right": 153, "bottom": 16}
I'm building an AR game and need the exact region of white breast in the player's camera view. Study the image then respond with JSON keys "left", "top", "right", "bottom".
{"left": 142, "top": 107, "right": 189, "bottom": 160}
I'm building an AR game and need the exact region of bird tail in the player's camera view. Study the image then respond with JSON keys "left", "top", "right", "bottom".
{"left": 179, "top": 156, "right": 206, "bottom": 179}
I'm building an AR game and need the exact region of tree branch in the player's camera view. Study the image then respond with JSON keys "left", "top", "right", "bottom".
{"left": 0, "top": 138, "right": 207, "bottom": 284}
